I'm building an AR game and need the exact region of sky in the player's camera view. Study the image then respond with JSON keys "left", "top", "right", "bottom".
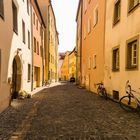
{"left": 51, "top": 0, "right": 79, "bottom": 53}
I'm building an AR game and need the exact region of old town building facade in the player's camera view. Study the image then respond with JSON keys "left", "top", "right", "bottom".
{"left": 0, "top": 0, "right": 58, "bottom": 112}
{"left": 80, "top": 0, "right": 106, "bottom": 92}
{"left": 69, "top": 48, "right": 76, "bottom": 80}
{"left": 76, "top": 0, "right": 82, "bottom": 84}
{"left": 104, "top": 0, "right": 140, "bottom": 100}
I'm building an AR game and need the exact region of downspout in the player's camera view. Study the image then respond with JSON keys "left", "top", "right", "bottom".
{"left": 80, "top": 0, "right": 83, "bottom": 85}
{"left": 103, "top": 0, "right": 107, "bottom": 84}
{"left": 30, "top": 2, "right": 34, "bottom": 91}
{"left": 41, "top": 25, "right": 45, "bottom": 86}
{"left": 48, "top": 4, "right": 50, "bottom": 82}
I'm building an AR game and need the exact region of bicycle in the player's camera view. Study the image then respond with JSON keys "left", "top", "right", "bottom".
{"left": 119, "top": 80, "right": 140, "bottom": 117}
{"left": 43, "top": 80, "right": 50, "bottom": 87}
{"left": 95, "top": 82, "right": 108, "bottom": 100}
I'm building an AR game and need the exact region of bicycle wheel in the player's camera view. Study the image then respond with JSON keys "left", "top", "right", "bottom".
{"left": 119, "top": 96, "right": 137, "bottom": 112}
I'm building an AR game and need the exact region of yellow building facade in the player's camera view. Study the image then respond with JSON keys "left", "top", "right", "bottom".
{"left": 61, "top": 51, "right": 70, "bottom": 81}
{"left": 38, "top": 0, "right": 59, "bottom": 84}
{"left": 81, "top": 0, "right": 106, "bottom": 92}
{"left": 69, "top": 48, "right": 76, "bottom": 79}
{"left": 48, "top": 5, "right": 59, "bottom": 83}
{"left": 76, "top": 1, "right": 82, "bottom": 84}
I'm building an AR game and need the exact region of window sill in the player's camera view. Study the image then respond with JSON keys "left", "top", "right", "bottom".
{"left": 0, "top": 14, "right": 4, "bottom": 20}
{"left": 126, "top": 66, "right": 138, "bottom": 71}
{"left": 128, "top": 3, "right": 139, "bottom": 14}
{"left": 23, "top": 41, "right": 26, "bottom": 44}
{"left": 112, "top": 68, "right": 119, "bottom": 72}
{"left": 113, "top": 18, "right": 120, "bottom": 27}
{"left": 13, "top": 29, "right": 18, "bottom": 35}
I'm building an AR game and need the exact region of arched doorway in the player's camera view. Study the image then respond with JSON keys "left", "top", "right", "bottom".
{"left": 11, "top": 55, "right": 22, "bottom": 99}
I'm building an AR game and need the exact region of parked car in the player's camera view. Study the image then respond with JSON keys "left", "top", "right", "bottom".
{"left": 70, "top": 77, "right": 75, "bottom": 82}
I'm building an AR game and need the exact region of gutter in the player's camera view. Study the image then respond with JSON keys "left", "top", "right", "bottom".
{"left": 30, "top": 4, "right": 34, "bottom": 91}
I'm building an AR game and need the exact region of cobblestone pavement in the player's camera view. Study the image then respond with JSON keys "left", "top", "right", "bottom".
{"left": 0, "top": 82, "right": 140, "bottom": 140}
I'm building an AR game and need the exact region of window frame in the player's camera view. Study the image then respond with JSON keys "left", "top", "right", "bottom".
{"left": 112, "top": 46, "right": 120, "bottom": 72}
{"left": 113, "top": 0, "right": 121, "bottom": 25}
{"left": 93, "top": 6, "right": 98, "bottom": 27}
{"left": 88, "top": 57, "right": 91, "bottom": 69}
{"left": 22, "top": 20, "right": 26, "bottom": 44}
{"left": 93, "top": 54, "right": 97, "bottom": 69}
{"left": 27, "top": 0, "right": 29, "bottom": 15}
{"left": 126, "top": 35, "right": 139, "bottom": 70}
{"left": 12, "top": 1, "right": 18, "bottom": 34}
{"left": 27, "top": 64, "right": 31, "bottom": 82}
{"left": 0, "top": 0, "right": 4, "bottom": 19}
{"left": 87, "top": 18, "right": 91, "bottom": 34}
{"left": 28, "top": 30, "right": 30, "bottom": 49}
{"left": 34, "top": 37, "right": 36, "bottom": 52}
{"left": 128, "top": 0, "right": 140, "bottom": 13}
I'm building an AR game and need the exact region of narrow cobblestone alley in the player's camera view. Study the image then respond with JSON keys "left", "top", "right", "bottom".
{"left": 0, "top": 82, "right": 140, "bottom": 140}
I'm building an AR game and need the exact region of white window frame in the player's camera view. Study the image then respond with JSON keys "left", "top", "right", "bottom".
{"left": 131, "top": 42, "right": 137, "bottom": 66}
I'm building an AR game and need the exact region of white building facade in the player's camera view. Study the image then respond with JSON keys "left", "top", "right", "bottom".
{"left": 0, "top": 0, "right": 32, "bottom": 112}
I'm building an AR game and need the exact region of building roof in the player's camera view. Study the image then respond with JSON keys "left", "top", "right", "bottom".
{"left": 68, "top": 47, "right": 76, "bottom": 56}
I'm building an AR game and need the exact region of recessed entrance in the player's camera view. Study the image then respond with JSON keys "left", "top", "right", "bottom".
{"left": 11, "top": 55, "right": 22, "bottom": 99}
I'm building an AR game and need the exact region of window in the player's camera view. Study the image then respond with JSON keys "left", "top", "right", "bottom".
{"left": 36, "top": 19, "right": 38, "bottom": 30}
{"left": 49, "top": 53, "right": 50, "bottom": 62}
{"left": 84, "top": 0, "right": 88, "bottom": 12}
{"left": 22, "top": 20, "right": 25, "bottom": 43}
{"left": 128, "top": 0, "right": 139, "bottom": 12}
{"left": 12, "top": 2, "right": 18, "bottom": 33}
{"left": 37, "top": 41, "right": 39, "bottom": 55}
{"left": 112, "top": 48, "right": 119, "bottom": 71}
{"left": 113, "top": 0, "right": 120, "bottom": 25}
{"left": 33, "top": 12, "right": 35, "bottom": 25}
{"left": 93, "top": 54, "right": 96, "bottom": 69}
{"left": 28, "top": 31, "right": 30, "bottom": 49}
{"left": 88, "top": 57, "right": 91, "bottom": 69}
{"left": 0, "top": 0, "right": 4, "bottom": 19}
{"left": 87, "top": 18, "right": 91, "bottom": 34}
{"left": 93, "top": 7, "right": 98, "bottom": 27}
{"left": 27, "top": 0, "right": 29, "bottom": 14}
{"left": 28, "top": 64, "right": 31, "bottom": 82}
{"left": 126, "top": 39, "right": 138, "bottom": 69}
{"left": 84, "top": 27, "right": 86, "bottom": 39}
{"left": 34, "top": 37, "right": 36, "bottom": 52}
{"left": 40, "top": 46, "right": 43, "bottom": 57}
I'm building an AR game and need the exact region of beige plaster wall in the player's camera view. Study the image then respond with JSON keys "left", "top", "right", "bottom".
{"left": 104, "top": 1, "right": 140, "bottom": 98}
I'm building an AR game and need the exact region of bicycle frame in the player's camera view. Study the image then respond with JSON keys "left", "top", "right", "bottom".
{"left": 126, "top": 81, "right": 140, "bottom": 107}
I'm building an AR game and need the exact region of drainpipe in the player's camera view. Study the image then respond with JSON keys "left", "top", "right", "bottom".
{"left": 30, "top": 3, "right": 34, "bottom": 91}
{"left": 48, "top": 4, "right": 50, "bottom": 82}
{"left": 41, "top": 25, "right": 44, "bottom": 86}
{"left": 80, "top": 0, "right": 83, "bottom": 85}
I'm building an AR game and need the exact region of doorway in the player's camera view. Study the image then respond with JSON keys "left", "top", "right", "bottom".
{"left": 11, "top": 55, "right": 22, "bottom": 99}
